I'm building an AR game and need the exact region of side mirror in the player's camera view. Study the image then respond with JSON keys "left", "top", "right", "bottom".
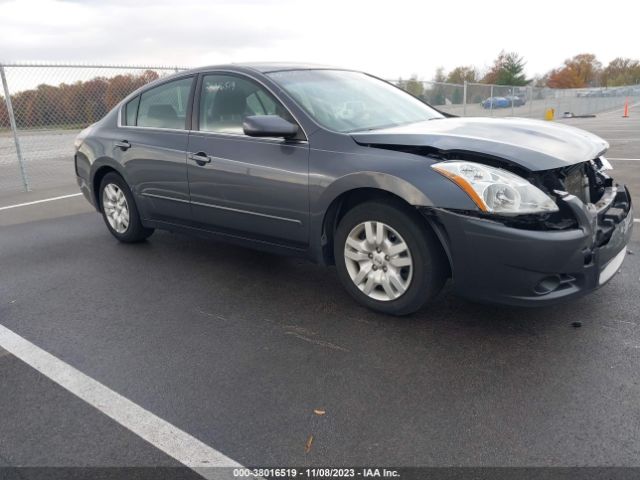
{"left": 243, "top": 115, "right": 299, "bottom": 139}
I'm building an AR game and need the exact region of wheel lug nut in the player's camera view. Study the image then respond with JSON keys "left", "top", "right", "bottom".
{"left": 372, "top": 265, "right": 378, "bottom": 271}
{"left": 383, "top": 267, "right": 387, "bottom": 272}
{"left": 385, "top": 255, "right": 390, "bottom": 261}
{"left": 368, "top": 253, "right": 373, "bottom": 259}
{"left": 376, "top": 248, "right": 381, "bottom": 253}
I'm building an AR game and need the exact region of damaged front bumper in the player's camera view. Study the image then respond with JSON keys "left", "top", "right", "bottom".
{"left": 424, "top": 185, "right": 634, "bottom": 306}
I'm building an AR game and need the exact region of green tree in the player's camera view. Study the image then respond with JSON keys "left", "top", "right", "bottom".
{"left": 429, "top": 67, "right": 447, "bottom": 105}
{"left": 433, "top": 67, "right": 446, "bottom": 83}
{"left": 404, "top": 75, "right": 424, "bottom": 98}
{"left": 482, "top": 51, "right": 529, "bottom": 85}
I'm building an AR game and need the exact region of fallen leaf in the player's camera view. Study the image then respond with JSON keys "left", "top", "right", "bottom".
{"left": 305, "top": 435, "right": 314, "bottom": 453}
{"left": 314, "top": 409, "right": 326, "bottom": 416}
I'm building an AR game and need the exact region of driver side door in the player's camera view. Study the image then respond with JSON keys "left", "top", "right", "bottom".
{"left": 187, "top": 73, "right": 310, "bottom": 246}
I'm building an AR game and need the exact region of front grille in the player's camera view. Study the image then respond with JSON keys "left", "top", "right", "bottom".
{"left": 529, "top": 160, "right": 615, "bottom": 231}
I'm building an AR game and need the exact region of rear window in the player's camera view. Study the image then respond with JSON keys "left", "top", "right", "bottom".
{"left": 136, "top": 77, "right": 193, "bottom": 130}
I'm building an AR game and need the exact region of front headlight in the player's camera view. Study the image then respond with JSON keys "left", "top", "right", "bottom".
{"left": 431, "top": 161, "right": 558, "bottom": 214}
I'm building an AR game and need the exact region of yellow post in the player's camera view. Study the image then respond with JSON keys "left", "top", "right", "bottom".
{"left": 544, "top": 108, "right": 555, "bottom": 121}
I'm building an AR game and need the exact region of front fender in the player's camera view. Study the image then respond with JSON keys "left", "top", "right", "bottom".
{"left": 309, "top": 168, "right": 478, "bottom": 264}
{"left": 317, "top": 171, "right": 432, "bottom": 211}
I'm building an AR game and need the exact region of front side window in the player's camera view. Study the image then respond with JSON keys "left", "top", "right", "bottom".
{"left": 198, "top": 74, "right": 295, "bottom": 135}
{"left": 136, "top": 77, "right": 193, "bottom": 129}
{"left": 267, "top": 70, "right": 443, "bottom": 133}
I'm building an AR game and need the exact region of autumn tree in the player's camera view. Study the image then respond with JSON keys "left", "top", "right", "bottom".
{"left": 0, "top": 95, "right": 9, "bottom": 128}
{"left": 601, "top": 57, "right": 640, "bottom": 86}
{"left": 546, "top": 53, "right": 602, "bottom": 88}
{"left": 4, "top": 70, "right": 162, "bottom": 129}
{"left": 446, "top": 66, "right": 479, "bottom": 84}
{"left": 104, "top": 70, "right": 159, "bottom": 109}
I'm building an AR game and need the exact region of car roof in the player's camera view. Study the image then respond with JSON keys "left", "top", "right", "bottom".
{"left": 190, "top": 62, "right": 350, "bottom": 74}
{"left": 121, "top": 62, "right": 359, "bottom": 105}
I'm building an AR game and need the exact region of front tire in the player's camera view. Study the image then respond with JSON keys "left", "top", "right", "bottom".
{"left": 334, "top": 200, "right": 447, "bottom": 315}
{"left": 99, "top": 172, "right": 154, "bottom": 243}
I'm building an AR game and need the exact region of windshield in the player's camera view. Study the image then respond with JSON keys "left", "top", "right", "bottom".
{"left": 267, "top": 70, "right": 443, "bottom": 133}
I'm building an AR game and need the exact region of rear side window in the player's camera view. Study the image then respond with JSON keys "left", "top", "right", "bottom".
{"left": 137, "top": 77, "right": 193, "bottom": 129}
{"left": 124, "top": 95, "right": 140, "bottom": 126}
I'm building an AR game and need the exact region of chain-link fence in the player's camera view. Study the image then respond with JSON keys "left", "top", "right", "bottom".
{"left": 1, "top": 63, "right": 639, "bottom": 195}
{"left": 391, "top": 79, "right": 640, "bottom": 119}
{"left": 0, "top": 63, "right": 185, "bottom": 194}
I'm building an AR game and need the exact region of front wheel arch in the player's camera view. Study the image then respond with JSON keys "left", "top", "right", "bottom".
{"left": 320, "top": 188, "right": 450, "bottom": 277}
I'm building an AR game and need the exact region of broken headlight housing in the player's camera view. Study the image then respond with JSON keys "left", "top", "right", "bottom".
{"left": 431, "top": 161, "right": 559, "bottom": 214}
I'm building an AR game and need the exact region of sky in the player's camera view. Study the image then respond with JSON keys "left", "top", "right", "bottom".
{"left": 1, "top": 0, "right": 639, "bottom": 81}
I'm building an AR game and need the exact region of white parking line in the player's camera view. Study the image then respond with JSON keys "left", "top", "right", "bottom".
{"left": 596, "top": 139, "right": 640, "bottom": 141}
{"left": 0, "top": 193, "right": 82, "bottom": 211}
{"left": 0, "top": 323, "right": 246, "bottom": 479}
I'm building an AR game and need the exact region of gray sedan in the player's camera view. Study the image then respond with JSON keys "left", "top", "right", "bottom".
{"left": 75, "top": 63, "right": 633, "bottom": 315}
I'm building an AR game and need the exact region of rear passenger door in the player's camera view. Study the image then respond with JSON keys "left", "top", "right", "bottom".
{"left": 186, "top": 73, "right": 310, "bottom": 245}
{"left": 116, "top": 76, "right": 194, "bottom": 224}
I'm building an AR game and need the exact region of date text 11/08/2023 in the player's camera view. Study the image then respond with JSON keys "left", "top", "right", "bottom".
{"left": 232, "top": 468, "right": 400, "bottom": 478}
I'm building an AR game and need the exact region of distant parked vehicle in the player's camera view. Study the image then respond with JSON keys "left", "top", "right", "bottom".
{"left": 506, "top": 95, "right": 526, "bottom": 107}
{"left": 577, "top": 89, "right": 598, "bottom": 98}
{"left": 481, "top": 97, "right": 509, "bottom": 109}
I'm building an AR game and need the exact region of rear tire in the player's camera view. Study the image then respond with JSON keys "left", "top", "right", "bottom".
{"left": 99, "top": 172, "right": 154, "bottom": 243}
{"left": 334, "top": 200, "right": 447, "bottom": 315}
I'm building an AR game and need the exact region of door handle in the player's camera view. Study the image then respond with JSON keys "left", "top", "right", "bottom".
{"left": 114, "top": 140, "right": 131, "bottom": 150}
{"left": 188, "top": 151, "right": 212, "bottom": 166}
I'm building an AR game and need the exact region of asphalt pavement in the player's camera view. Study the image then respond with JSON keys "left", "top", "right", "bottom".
{"left": 1, "top": 106, "right": 639, "bottom": 477}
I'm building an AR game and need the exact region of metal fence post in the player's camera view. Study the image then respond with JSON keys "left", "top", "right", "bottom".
{"left": 463, "top": 81, "right": 467, "bottom": 116}
{"left": 511, "top": 87, "right": 515, "bottom": 116}
{"left": 489, "top": 84, "right": 494, "bottom": 116}
{"left": 0, "top": 64, "right": 30, "bottom": 192}
{"left": 529, "top": 86, "right": 533, "bottom": 118}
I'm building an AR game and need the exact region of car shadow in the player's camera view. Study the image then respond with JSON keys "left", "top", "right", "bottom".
{"left": 135, "top": 229, "right": 606, "bottom": 343}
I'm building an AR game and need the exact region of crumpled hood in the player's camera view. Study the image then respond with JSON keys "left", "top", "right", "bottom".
{"left": 350, "top": 117, "right": 609, "bottom": 171}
